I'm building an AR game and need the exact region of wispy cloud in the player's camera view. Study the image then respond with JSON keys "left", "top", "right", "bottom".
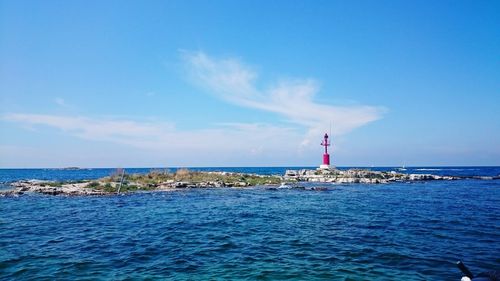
{"left": 1, "top": 52, "right": 386, "bottom": 166}
{"left": 1, "top": 113, "right": 305, "bottom": 165}
{"left": 2, "top": 113, "right": 174, "bottom": 146}
{"left": 54, "top": 97, "right": 70, "bottom": 108}
{"left": 182, "top": 51, "right": 385, "bottom": 145}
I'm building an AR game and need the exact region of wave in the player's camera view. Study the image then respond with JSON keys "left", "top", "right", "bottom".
{"left": 414, "top": 169, "right": 443, "bottom": 171}
{"left": 414, "top": 168, "right": 479, "bottom": 171}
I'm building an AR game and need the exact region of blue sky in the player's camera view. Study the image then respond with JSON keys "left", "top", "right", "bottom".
{"left": 1, "top": 0, "right": 499, "bottom": 168}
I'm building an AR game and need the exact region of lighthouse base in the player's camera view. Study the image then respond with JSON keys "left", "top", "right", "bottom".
{"left": 319, "top": 164, "right": 331, "bottom": 169}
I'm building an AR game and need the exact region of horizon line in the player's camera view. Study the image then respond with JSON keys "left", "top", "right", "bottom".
{"left": 1, "top": 165, "right": 499, "bottom": 169}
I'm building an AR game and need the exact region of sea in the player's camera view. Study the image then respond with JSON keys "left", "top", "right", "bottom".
{"left": 1, "top": 167, "right": 499, "bottom": 280}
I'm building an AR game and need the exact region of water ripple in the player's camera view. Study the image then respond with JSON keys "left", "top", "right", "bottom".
{"left": 1, "top": 179, "right": 499, "bottom": 280}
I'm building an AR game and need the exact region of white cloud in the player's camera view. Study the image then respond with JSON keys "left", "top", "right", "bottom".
{"left": 1, "top": 52, "right": 386, "bottom": 167}
{"left": 1, "top": 113, "right": 306, "bottom": 165}
{"left": 2, "top": 113, "right": 174, "bottom": 147}
{"left": 182, "top": 51, "right": 385, "bottom": 146}
{"left": 54, "top": 97, "right": 70, "bottom": 108}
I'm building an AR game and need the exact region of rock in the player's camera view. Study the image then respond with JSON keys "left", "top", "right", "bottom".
{"left": 174, "top": 182, "right": 189, "bottom": 188}
{"left": 282, "top": 168, "right": 460, "bottom": 184}
{"left": 3, "top": 180, "right": 110, "bottom": 196}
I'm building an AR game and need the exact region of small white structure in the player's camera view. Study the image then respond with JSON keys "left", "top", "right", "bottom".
{"left": 319, "top": 164, "right": 330, "bottom": 169}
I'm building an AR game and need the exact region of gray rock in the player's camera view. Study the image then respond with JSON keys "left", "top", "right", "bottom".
{"left": 283, "top": 168, "right": 459, "bottom": 184}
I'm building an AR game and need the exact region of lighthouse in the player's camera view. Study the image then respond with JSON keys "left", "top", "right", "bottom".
{"left": 320, "top": 133, "right": 331, "bottom": 169}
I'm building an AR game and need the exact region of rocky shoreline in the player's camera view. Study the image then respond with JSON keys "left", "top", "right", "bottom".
{"left": 284, "top": 168, "right": 459, "bottom": 184}
{"left": 0, "top": 170, "right": 282, "bottom": 197}
{"left": 1, "top": 168, "right": 498, "bottom": 196}
{"left": 5, "top": 180, "right": 110, "bottom": 196}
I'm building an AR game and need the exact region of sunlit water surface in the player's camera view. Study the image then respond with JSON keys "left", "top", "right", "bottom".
{"left": 1, "top": 167, "right": 499, "bottom": 280}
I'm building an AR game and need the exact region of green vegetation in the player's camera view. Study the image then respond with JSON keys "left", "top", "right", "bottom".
{"left": 115, "top": 169, "right": 280, "bottom": 187}
{"left": 44, "top": 181, "right": 64, "bottom": 187}
{"left": 87, "top": 181, "right": 100, "bottom": 188}
{"left": 74, "top": 169, "right": 282, "bottom": 193}
{"left": 43, "top": 180, "right": 87, "bottom": 187}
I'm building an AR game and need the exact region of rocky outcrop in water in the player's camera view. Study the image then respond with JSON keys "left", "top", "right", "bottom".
{"left": 0, "top": 171, "right": 281, "bottom": 196}
{"left": 2, "top": 168, "right": 496, "bottom": 197}
{"left": 283, "top": 168, "right": 459, "bottom": 184}
{"left": 1, "top": 180, "right": 108, "bottom": 196}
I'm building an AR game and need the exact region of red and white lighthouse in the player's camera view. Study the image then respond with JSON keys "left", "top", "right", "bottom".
{"left": 320, "top": 133, "right": 331, "bottom": 169}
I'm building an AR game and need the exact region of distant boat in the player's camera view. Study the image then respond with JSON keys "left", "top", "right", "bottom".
{"left": 397, "top": 164, "right": 407, "bottom": 171}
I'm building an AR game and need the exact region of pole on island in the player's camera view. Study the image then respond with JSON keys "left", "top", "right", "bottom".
{"left": 117, "top": 169, "right": 125, "bottom": 194}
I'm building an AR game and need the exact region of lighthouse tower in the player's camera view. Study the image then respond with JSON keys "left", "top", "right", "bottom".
{"left": 319, "top": 133, "right": 331, "bottom": 169}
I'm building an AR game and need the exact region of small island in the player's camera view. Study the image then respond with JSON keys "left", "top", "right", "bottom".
{"left": 0, "top": 167, "right": 483, "bottom": 197}
{"left": 2, "top": 169, "right": 282, "bottom": 196}
{"left": 5, "top": 134, "right": 497, "bottom": 197}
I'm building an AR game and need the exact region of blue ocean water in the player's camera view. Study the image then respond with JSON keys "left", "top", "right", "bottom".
{"left": 1, "top": 167, "right": 499, "bottom": 280}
